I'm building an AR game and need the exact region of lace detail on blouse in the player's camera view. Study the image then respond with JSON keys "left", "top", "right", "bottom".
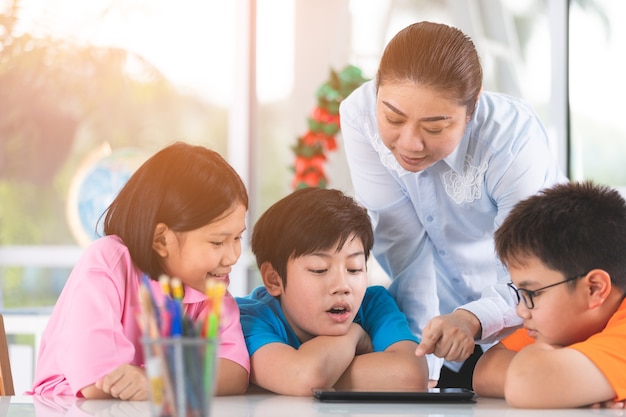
{"left": 443, "top": 155, "right": 488, "bottom": 204}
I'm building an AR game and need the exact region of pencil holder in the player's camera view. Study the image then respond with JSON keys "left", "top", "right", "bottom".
{"left": 142, "top": 336, "right": 218, "bottom": 417}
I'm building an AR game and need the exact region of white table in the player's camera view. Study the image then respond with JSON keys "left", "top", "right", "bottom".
{"left": 2, "top": 394, "right": 624, "bottom": 417}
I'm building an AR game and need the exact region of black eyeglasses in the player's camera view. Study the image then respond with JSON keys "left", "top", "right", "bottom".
{"left": 507, "top": 272, "right": 588, "bottom": 310}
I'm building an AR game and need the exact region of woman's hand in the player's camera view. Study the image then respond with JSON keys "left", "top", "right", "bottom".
{"left": 414, "top": 309, "right": 481, "bottom": 362}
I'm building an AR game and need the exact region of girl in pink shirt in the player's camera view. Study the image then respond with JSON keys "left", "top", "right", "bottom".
{"left": 29, "top": 142, "right": 250, "bottom": 399}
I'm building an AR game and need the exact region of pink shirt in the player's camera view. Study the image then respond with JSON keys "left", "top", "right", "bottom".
{"left": 28, "top": 235, "right": 249, "bottom": 396}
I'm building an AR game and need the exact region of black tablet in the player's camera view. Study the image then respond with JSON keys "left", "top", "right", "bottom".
{"left": 312, "top": 387, "right": 476, "bottom": 403}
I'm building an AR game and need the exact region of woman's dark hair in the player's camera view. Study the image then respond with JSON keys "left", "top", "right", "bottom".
{"left": 102, "top": 142, "right": 248, "bottom": 279}
{"left": 376, "top": 21, "right": 483, "bottom": 117}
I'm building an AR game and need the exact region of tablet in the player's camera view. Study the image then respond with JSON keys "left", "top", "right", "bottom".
{"left": 312, "top": 387, "right": 476, "bottom": 403}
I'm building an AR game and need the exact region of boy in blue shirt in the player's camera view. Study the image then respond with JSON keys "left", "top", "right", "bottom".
{"left": 237, "top": 187, "right": 428, "bottom": 395}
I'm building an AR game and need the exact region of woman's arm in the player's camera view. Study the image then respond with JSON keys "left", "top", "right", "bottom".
{"left": 459, "top": 94, "right": 568, "bottom": 344}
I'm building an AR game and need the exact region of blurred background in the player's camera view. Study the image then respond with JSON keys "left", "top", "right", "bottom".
{"left": 1, "top": 0, "right": 624, "bottom": 393}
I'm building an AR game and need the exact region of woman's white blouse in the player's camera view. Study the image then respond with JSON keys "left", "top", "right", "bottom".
{"left": 340, "top": 80, "right": 567, "bottom": 378}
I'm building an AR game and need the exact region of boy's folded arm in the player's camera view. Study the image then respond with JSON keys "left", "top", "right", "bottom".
{"left": 505, "top": 343, "right": 615, "bottom": 408}
{"left": 472, "top": 342, "right": 515, "bottom": 398}
{"left": 249, "top": 324, "right": 367, "bottom": 396}
{"left": 335, "top": 340, "right": 428, "bottom": 391}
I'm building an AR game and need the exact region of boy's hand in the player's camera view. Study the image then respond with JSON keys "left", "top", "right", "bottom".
{"left": 350, "top": 322, "right": 373, "bottom": 355}
{"left": 590, "top": 400, "right": 625, "bottom": 409}
{"left": 94, "top": 364, "right": 148, "bottom": 400}
{"left": 414, "top": 309, "right": 480, "bottom": 362}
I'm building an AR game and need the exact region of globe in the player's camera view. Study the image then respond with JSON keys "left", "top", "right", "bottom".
{"left": 67, "top": 146, "right": 149, "bottom": 247}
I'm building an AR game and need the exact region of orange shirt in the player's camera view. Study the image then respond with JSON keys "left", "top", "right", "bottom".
{"left": 500, "top": 298, "right": 626, "bottom": 401}
{"left": 500, "top": 328, "right": 534, "bottom": 351}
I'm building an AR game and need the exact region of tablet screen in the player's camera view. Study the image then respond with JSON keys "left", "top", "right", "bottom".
{"left": 312, "top": 387, "right": 476, "bottom": 403}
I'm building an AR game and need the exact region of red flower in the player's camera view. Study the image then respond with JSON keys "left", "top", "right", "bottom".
{"left": 291, "top": 155, "right": 327, "bottom": 188}
{"left": 290, "top": 65, "right": 367, "bottom": 189}
{"left": 324, "top": 135, "right": 337, "bottom": 151}
{"left": 301, "top": 131, "right": 324, "bottom": 147}
{"left": 311, "top": 107, "right": 340, "bottom": 125}
{"left": 293, "top": 154, "right": 326, "bottom": 174}
{"left": 300, "top": 131, "right": 336, "bottom": 151}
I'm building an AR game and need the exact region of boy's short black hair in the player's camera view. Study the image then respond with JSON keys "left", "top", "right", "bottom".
{"left": 495, "top": 181, "right": 626, "bottom": 291}
{"left": 251, "top": 187, "right": 374, "bottom": 285}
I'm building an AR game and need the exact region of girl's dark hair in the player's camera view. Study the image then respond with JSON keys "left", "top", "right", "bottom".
{"left": 376, "top": 21, "right": 483, "bottom": 117}
{"left": 251, "top": 187, "right": 373, "bottom": 286}
{"left": 102, "top": 142, "right": 248, "bottom": 279}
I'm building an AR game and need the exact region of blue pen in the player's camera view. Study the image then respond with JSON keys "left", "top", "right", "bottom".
{"left": 141, "top": 274, "right": 162, "bottom": 332}
{"left": 162, "top": 286, "right": 183, "bottom": 417}
{"left": 171, "top": 277, "right": 202, "bottom": 417}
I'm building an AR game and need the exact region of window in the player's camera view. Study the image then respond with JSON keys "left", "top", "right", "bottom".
{"left": 0, "top": 0, "right": 236, "bottom": 307}
{"left": 569, "top": 0, "right": 626, "bottom": 187}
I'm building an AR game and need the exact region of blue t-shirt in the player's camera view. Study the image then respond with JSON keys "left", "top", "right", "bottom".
{"left": 236, "top": 285, "right": 418, "bottom": 356}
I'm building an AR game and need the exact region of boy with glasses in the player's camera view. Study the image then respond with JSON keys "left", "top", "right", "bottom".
{"left": 472, "top": 181, "right": 626, "bottom": 408}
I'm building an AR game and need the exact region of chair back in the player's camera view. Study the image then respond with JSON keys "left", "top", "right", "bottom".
{"left": 0, "top": 315, "right": 15, "bottom": 396}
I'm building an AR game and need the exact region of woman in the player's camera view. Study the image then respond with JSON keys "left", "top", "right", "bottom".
{"left": 339, "top": 21, "right": 566, "bottom": 388}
